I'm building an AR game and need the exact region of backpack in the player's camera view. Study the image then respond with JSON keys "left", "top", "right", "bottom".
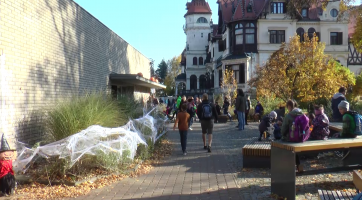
{"left": 350, "top": 111, "right": 362, "bottom": 136}
{"left": 289, "top": 114, "right": 311, "bottom": 143}
{"left": 187, "top": 103, "right": 196, "bottom": 117}
{"left": 202, "top": 103, "right": 213, "bottom": 120}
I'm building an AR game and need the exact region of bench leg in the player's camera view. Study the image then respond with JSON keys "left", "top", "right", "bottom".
{"left": 271, "top": 146, "right": 296, "bottom": 200}
{"left": 343, "top": 149, "right": 362, "bottom": 166}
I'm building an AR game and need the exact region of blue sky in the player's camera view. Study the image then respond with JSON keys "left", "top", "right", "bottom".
{"left": 73, "top": 0, "right": 219, "bottom": 68}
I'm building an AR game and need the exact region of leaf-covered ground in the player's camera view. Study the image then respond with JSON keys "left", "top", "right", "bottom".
{"left": 10, "top": 139, "right": 173, "bottom": 200}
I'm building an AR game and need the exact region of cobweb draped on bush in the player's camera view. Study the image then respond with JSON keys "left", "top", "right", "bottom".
{"left": 13, "top": 106, "right": 169, "bottom": 172}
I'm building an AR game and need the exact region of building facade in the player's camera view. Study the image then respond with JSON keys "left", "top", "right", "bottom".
{"left": 176, "top": 0, "right": 362, "bottom": 97}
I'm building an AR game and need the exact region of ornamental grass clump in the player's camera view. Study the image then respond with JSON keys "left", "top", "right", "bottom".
{"left": 46, "top": 92, "right": 121, "bottom": 141}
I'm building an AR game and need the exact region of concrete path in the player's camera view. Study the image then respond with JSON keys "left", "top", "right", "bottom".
{"left": 65, "top": 121, "right": 355, "bottom": 200}
{"left": 71, "top": 121, "right": 245, "bottom": 200}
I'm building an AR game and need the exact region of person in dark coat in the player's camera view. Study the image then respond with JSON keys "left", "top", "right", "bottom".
{"left": 258, "top": 111, "right": 277, "bottom": 141}
{"left": 245, "top": 95, "right": 251, "bottom": 125}
{"left": 196, "top": 94, "right": 218, "bottom": 153}
{"left": 331, "top": 87, "right": 347, "bottom": 122}
{"left": 215, "top": 102, "right": 221, "bottom": 116}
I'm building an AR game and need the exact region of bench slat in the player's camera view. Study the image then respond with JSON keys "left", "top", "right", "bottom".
{"left": 336, "top": 190, "right": 346, "bottom": 200}
{"left": 326, "top": 190, "right": 335, "bottom": 200}
{"left": 322, "top": 190, "right": 330, "bottom": 200}
{"left": 331, "top": 191, "right": 339, "bottom": 200}
{"left": 272, "top": 136, "right": 362, "bottom": 152}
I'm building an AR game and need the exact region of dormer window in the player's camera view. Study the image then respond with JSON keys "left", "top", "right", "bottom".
{"left": 196, "top": 17, "right": 208, "bottom": 23}
{"left": 330, "top": 9, "right": 338, "bottom": 18}
{"left": 271, "top": 2, "right": 286, "bottom": 14}
{"left": 301, "top": 8, "right": 308, "bottom": 18}
{"left": 247, "top": 3, "right": 252, "bottom": 13}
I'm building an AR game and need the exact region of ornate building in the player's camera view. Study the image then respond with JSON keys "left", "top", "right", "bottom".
{"left": 176, "top": 0, "right": 362, "bottom": 98}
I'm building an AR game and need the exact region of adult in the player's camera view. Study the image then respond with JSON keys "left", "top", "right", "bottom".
{"left": 245, "top": 95, "right": 251, "bottom": 125}
{"left": 332, "top": 87, "right": 347, "bottom": 122}
{"left": 310, "top": 105, "right": 330, "bottom": 140}
{"left": 254, "top": 101, "right": 264, "bottom": 122}
{"left": 197, "top": 93, "right": 218, "bottom": 153}
{"left": 235, "top": 89, "right": 246, "bottom": 131}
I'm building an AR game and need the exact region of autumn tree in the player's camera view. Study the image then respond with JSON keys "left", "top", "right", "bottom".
{"left": 221, "top": 69, "right": 238, "bottom": 100}
{"left": 164, "top": 55, "right": 182, "bottom": 96}
{"left": 249, "top": 34, "right": 356, "bottom": 103}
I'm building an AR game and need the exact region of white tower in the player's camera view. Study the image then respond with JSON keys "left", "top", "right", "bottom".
{"left": 183, "top": 0, "right": 212, "bottom": 91}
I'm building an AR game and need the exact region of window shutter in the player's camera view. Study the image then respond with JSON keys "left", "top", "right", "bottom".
{"left": 218, "top": 40, "right": 225, "bottom": 51}
{"left": 239, "top": 64, "right": 245, "bottom": 84}
{"left": 338, "top": 32, "right": 343, "bottom": 45}
{"left": 283, "top": 3, "right": 287, "bottom": 13}
{"left": 316, "top": 32, "right": 320, "bottom": 41}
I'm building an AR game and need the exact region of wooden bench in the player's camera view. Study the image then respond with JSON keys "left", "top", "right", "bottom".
{"left": 217, "top": 115, "right": 229, "bottom": 123}
{"left": 329, "top": 122, "right": 343, "bottom": 132}
{"left": 318, "top": 189, "right": 358, "bottom": 200}
{"left": 242, "top": 138, "right": 271, "bottom": 168}
{"left": 271, "top": 136, "right": 362, "bottom": 200}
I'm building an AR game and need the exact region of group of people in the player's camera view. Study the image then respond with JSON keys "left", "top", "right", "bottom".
{"left": 258, "top": 86, "right": 359, "bottom": 144}
{"left": 173, "top": 93, "right": 218, "bottom": 155}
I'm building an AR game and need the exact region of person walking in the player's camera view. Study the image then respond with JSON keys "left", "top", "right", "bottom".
{"left": 245, "top": 95, "right": 251, "bottom": 125}
{"left": 197, "top": 93, "right": 218, "bottom": 153}
{"left": 235, "top": 89, "right": 246, "bottom": 131}
{"left": 187, "top": 97, "right": 196, "bottom": 130}
{"left": 173, "top": 103, "right": 190, "bottom": 156}
{"left": 332, "top": 87, "right": 347, "bottom": 122}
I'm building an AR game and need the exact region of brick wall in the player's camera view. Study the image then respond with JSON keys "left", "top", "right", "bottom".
{"left": 0, "top": 0, "right": 151, "bottom": 145}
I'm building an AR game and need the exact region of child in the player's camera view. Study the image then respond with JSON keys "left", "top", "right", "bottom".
{"left": 273, "top": 117, "right": 283, "bottom": 140}
{"left": 173, "top": 103, "right": 190, "bottom": 155}
{"left": 258, "top": 111, "right": 277, "bottom": 141}
{"left": 338, "top": 101, "right": 356, "bottom": 138}
{"left": 0, "top": 134, "right": 16, "bottom": 196}
{"left": 310, "top": 105, "right": 330, "bottom": 140}
{"left": 215, "top": 102, "right": 221, "bottom": 116}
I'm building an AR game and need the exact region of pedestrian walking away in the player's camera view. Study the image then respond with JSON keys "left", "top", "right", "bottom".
{"left": 235, "top": 89, "right": 246, "bottom": 131}
{"left": 197, "top": 93, "right": 218, "bottom": 153}
{"left": 173, "top": 103, "right": 190, "bottom": 155}
{"left": 245, "top": 95, "right": 251, "bottom": 125}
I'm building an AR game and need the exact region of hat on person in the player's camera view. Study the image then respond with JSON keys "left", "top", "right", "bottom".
{"left": 338, "top": 100, "right": 349, "bottom": 111}
{"left": 0, "top": 133, "right": 16, "bottom": 153}
{"left": 269, "top": 111, "right": 277, "bottom": 119}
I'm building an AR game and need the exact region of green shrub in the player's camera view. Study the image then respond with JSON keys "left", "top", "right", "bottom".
{"left": 251, "top": 96, "right": 284, "bottom": 116}
{"left": 135, "top": 139, "right": 154, "bottom": 160}
{"left": 118, "top": 96, "right": 144, "bottom": 125}
{"left": 45, "top": 91, "right": 121, "bottom": 141}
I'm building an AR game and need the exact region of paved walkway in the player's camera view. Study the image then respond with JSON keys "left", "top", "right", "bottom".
{"left": 65, "top": 122, "right": 354, "bottom": 200}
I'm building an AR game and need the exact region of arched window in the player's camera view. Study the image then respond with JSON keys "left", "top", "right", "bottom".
{"left": 308, "top": 27, "right": 316, "bottom": 39}
{"left": 245, "top": 23, "right": 255, "bottom": 44}
{"left": 196, "top": 17, "right": 208, "bottom": 23}
{"left": 296, "top": 27, "right": 305, "bottom": 42}
{"left": 193, "top": 57, "right": 197, "bottom": 65}
{"left": 199, "top": 57, "right": 204, "bottom": 65}
{"left": 190, "top": 75, "right": 197, "bottom": 90}
{"left": 235, "top": 23, "right": 243, "bottom": 45}
{"left": 199, "top": 75, "right": 206, "bottom": 90}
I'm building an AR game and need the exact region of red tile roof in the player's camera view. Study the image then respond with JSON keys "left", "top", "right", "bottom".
{"left": 218, "top": 0, "right": 268, "bottom": 22}
{"left": 185, "top": 0, "right": 212, "bottom": 17}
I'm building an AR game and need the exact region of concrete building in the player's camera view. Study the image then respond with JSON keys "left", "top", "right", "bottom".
{"left": 0, "top": 0, "right": 165, "bottom": 145}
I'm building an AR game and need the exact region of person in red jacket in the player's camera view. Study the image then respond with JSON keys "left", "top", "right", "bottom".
{"left": 0, "top": 134, "right": 16, "bottom": 196}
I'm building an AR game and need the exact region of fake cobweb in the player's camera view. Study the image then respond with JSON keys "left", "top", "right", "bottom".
{"left": 13, "top": 105, "right": 169, "bottom": 173}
